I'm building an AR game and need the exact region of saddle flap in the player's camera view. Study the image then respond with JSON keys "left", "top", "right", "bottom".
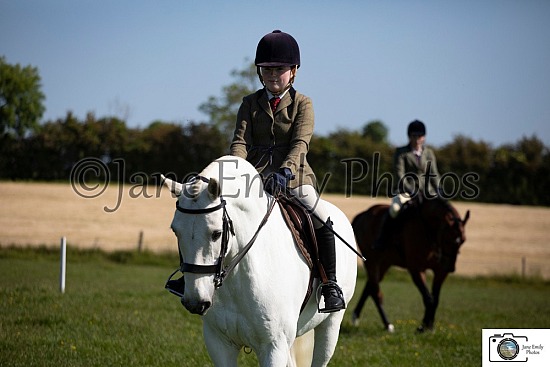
{"left": 277, "top": 194, "right": 326, "bottom": 313}
{"left": 277, "top": 195, "right": 315, "bottom": 270}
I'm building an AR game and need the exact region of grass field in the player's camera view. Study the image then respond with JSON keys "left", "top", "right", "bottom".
{"left": 1, "top": 248, "right": 549, "bottom": 367}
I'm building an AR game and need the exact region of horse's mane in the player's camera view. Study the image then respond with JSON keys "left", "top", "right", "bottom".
{"left": 403, "top": 195, "right": 457, "bottom": 222}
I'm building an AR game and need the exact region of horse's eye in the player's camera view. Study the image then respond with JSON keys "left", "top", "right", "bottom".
{"left": 212, "top": 230, "right": 222, "bottom": 242}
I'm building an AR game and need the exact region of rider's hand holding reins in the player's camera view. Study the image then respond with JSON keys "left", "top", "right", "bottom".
{"left": 265, "top": 167, "right": 294, "bottom": 196}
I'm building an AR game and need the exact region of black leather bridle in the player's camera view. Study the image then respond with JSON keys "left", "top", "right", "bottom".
{"left": 174, "top": 176, "right": 275, "bottom": 288}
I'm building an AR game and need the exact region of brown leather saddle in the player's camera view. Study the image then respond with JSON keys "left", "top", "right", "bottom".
{"left": 276, "top": 194, "right": 329, "bottom": 313}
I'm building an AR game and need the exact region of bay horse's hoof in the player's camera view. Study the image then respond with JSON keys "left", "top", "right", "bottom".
{"left": 351, "top": 313, "right": 360, "bottom": 326}
{"left": 416, "top": 324, "right": 433, "bottom": 333}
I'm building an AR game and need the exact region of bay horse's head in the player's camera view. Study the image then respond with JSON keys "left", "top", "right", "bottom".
{"left": 422, "top": 197, "right": 470, "bottom": 273}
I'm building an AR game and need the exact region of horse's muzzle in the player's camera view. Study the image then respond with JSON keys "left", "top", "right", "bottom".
{"left": 441, "top": 255, "right": 457, "bottom": 273}
{"left": 182, "top": 298, "right": 212, "bottom": 315}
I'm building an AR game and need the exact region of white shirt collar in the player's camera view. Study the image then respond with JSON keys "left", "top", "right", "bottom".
{"left": 266, "top": 89, "right": 288, "bottom": 100}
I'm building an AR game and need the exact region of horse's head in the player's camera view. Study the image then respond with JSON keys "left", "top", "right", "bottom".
{"left": 162, "top": 156, "right": 265, "bottom": 315}
{"left": 424, "top": 198, "right": 470, "bottom": 273}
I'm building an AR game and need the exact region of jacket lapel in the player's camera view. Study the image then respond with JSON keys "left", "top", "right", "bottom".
{"left": 260, "top": 87, "right": 295, "bottom": 115}
{"left": 276, "top": 88, "right": 294, "bottom": 113}
{"left": 258, "top": 90, "right": 271, "bottom": 116}
{"left": 407, "top": 149, "right": 420, "bottom": 169}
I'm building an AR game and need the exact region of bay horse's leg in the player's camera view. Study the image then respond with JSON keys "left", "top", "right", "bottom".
{"left": 424, "top": 270, "right": 449, "bottom": 331}
{"left": 352, "top": 279, "right": 390, "bottom": 328}
{"left": 371, "top": 263, "right": 394, "bottom": 332}
{"left": 408, "top": 271, "right": 435, "bottom": 333}
{"left": 351, "top": 265, "right": 371, "bottom": 325}
{"left": 353, "top": 263, "right": 394, "bottom": 331}
{"left": 372, "top": 287, "right": 394, "bottom": 332}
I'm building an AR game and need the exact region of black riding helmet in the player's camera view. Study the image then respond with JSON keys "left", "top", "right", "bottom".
{"left": 255, "top": 30, "right": 300, "bottom": 91}
{"left": 407, "top": 120, "right": 426, "bottom": 137}
{"left": 255, "top": 30, "right": 300, "bottom": 68}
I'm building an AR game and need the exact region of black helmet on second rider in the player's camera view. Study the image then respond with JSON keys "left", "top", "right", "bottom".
{"left": 407, "top": 120, "right": 426, "bottom": 137}
{"left": 255, "top": 30, "right": 300, "bottom": 87}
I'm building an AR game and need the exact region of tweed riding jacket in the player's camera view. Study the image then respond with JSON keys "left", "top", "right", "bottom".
{"left": 394, "top": 144, "right": 441, "bottom": 196}
{"left": 230, "top": 87, "right": 316, "bottom": 188}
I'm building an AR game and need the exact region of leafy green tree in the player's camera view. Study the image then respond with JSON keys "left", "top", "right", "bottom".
{"left": 362, "top": 120, "right": 388, "bottom": 144}
{"left": 0, "top": 56, "right": 45, "bottom": 138}
{"left": 308, "top": 128, "right": 393, "bottom": 196}
{"left": 437, "top": 135, "right": 492, "bottom": 200}
{"left": 502, "top": 135, "right": 547, "bottom": 205}
{"left": 199, "top": 60, "right": 260, "bottom": 141}
{"left": 139, "top": 120, "right": 226, "bottom": 181}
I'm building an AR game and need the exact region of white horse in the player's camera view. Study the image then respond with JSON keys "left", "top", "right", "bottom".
{"left": 163, "top": 156, "right": 357, "bottom": 367}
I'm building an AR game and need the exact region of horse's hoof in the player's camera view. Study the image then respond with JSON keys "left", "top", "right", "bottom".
{"left": 387, "top": 324, "right": 395, "bottom": 333}
{"left": 416, "top": 325, "right": 433, "bottom": 333}
{"left": 351, "top": 313, "right": 360, "bottom": 327}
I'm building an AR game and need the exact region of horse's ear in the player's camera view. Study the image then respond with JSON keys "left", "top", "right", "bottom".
{"left": 207, "top": 177, "right": 221, "bottom": 199}
{"left": 463, "top": 210, "right": 470, "bottom": 225}
{"left": 161, "top": 174, "right": 183, "bottom": 196}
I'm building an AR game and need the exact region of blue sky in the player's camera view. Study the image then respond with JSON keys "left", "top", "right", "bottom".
{"left": 2, "top": 0, "right": 549, "bottom": 147}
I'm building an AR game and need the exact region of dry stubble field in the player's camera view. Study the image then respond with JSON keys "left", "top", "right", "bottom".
{"left": 1, "top": 182, "right": 549, "bottom": 279}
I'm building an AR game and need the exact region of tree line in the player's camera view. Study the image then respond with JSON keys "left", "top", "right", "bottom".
{"left": 1, "top": 57, "right": 549, "bottom": 205}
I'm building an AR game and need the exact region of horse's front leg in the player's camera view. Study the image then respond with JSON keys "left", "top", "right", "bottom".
{"left": 354, "top": 263, "right": 393, "bottom": 331}
{"left": 425, "top": 270, "right": 449, "bottom": 331}
{"left": 408, "top": 271, "right": 434, "bottom": 332}
{"left": 351, "top": 274, "right": 372, "bottom": 325}
{"left": 203, "top": 323, "right": 240, "bottom": 367}
{"left": 372, "top": 287, "right": 394, "bottom": 332}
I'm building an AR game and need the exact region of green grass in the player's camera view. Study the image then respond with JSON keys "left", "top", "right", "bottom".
{"left": 1, "top": 247, "right": 549, "bottom": 366}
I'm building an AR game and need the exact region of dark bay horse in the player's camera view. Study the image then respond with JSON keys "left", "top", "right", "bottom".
{"left": 351, "top": 196, "right": 470, "bottom": 332}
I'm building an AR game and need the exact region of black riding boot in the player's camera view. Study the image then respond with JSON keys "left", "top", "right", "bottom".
{"left": 372, "top": 211, "right": 393, "bottom": 250}
{"left": 316, "top": 218, "right": 346, "bottom": 313}
{"left": 165, "top": 250, "right": 185, "bottom": 297}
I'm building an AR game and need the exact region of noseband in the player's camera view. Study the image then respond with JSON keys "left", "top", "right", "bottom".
{"left": 175, "top": 175, "right": 276, "bottom": 288}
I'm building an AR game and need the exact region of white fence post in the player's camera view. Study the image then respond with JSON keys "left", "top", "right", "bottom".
{"left": 60, "top": 237, "right": 66, "bottom": 294}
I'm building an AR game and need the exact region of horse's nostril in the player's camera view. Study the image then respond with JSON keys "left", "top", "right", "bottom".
{"left": 182, "top": 298, "right": 212, "bottom": 315}
{"left": 200, "top": 302, "right": 212, "bottom": 314}
{"left": 194, "top": 301, "right": 212, "bottom": 315}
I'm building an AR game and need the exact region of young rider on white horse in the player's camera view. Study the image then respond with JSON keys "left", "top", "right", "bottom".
{"left": 166, "top": 30, "right": 346, "bottom": 313}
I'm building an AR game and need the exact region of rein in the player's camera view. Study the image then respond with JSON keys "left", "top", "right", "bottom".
{"left": 175, "top": 176, "right": 277, "bottom": 288}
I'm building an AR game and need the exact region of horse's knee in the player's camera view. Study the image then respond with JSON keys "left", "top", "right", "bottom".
{"left": 376, "top": 290, "right": 384, "bottom": 304}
